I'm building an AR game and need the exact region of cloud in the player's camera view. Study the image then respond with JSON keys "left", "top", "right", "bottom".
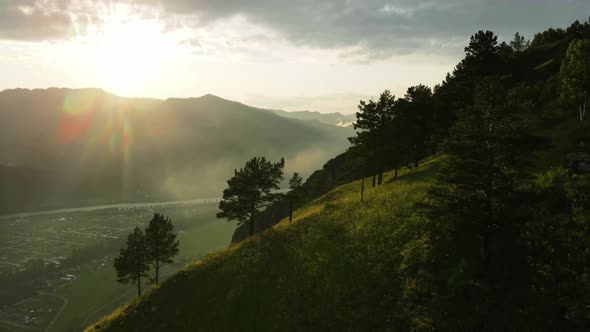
{"left": 140, "top": 0, "right": 590, "bottom": 57}
{"left": 243, "top": 93, "right": 372, "bottom": 115}
{"left": 0, "top": 0, "right": 74, "bottom": 41}
{"left": 1, "top": 0, "right": 589, "bottom": 58}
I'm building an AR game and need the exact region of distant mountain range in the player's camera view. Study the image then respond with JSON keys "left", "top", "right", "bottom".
{"left": 0, "top": 88, "right": 352, "bottom": 213}
{"left": 269, "top": 109, "right": 355, "bottom": 127}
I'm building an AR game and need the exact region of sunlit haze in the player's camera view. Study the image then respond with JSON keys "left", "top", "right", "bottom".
{"left": 1, "top": 1, "right": 588, "bottom": 113}
{"left": 2, "top": 1, "right": 590, "bottom": 331}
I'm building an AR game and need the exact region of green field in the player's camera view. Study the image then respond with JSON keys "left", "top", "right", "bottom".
{"left": 0, "top": 203, "right": 235, "bottom": 332}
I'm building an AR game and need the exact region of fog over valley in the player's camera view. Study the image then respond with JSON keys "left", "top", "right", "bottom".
{"left": 0, "top": 88, "right": 352, "bottom": 214}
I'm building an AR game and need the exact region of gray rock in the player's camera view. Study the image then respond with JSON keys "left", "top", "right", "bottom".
{"left": 565, "top": 152, "right": 590, "bottom": 174}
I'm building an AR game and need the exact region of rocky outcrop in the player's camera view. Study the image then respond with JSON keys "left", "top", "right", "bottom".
{"left": 565, "top": 152, "right": 590, "bottom": 174}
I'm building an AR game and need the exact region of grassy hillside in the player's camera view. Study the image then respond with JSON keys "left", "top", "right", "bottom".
{"left": 83, "top": 103, "right": 590, "bottom": 331}
{"left": 86, "top": 156, "right": 443, "bottom": 332}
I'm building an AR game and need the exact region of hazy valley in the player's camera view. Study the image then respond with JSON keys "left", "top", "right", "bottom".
{"left": 0, "top": 88, "right": 352, "bottom": 214}
{"left": 1, "top": 1, "right": 590, "bottom": 332}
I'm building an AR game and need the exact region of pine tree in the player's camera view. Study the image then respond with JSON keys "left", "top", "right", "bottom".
{"left": 396, "top": 84, "right": 434, "bottom": 168}
{"left": 114, "top": 227, "right": 150, "bottom": 297}
{"left": 509, "top": 32, "right": 530, "bottom": 52}
{"left": 465, "top": 30, "right": 501, "bottom": 60}
{"left": 217, "top": 157, "right": 285, "bottom": 236}
{"left": 145, "top": 213, "right": 179, "bottom": 285}
{"left": 401, "top": 77, "right": 537, "bottom": 330}
{"left": 287, "top": 172, "right": 303, "bottom": 222}
{"left": 349, "top": 90, "right": 396, "bottom": 185}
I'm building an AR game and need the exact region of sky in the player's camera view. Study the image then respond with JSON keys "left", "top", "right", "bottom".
{"left": 0, "top": 0, "right": 589, "bottom": 114}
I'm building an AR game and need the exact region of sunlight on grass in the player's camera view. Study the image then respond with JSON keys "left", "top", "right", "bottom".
{"left": 85, "top": 155, "right": 445, "bottom": 332}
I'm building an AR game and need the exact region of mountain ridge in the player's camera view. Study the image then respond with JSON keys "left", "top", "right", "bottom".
{"left": 270, "top": 108, "right": 356, "bottom": 127}
{"left": 0, "top": 88, "right": 352, "bottom": 213}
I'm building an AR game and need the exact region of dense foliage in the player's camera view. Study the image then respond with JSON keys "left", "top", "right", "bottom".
{"left": 114, "top": 214, "right": 179, "bottom": 295}
{"left": 217, "top": 157, "right": 285, "bottom": 236}
{"left": 145, "top": 213, "right": 180, "bottom": 285}
{"left": 561, "top": 39, "right": 590, "bottom": 120}
{"left": 113, "top": 227, "right": 150, "bottom": 297}
{"left": 91, "top": 18, "right": 590, "bottom": 331}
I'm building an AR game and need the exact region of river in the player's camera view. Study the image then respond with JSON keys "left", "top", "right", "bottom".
{"left": 0, "top": 197, "right": 221, "bottom": 220}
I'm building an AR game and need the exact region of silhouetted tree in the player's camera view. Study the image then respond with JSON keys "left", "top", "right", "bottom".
{"left": 509, "top": 32, "right": 530, "bottom": 52}
{"left": 114, "top": 227, "right": 150, "bottom": 297}
{"left": 397, "top": 84, "right": 434, "bottom": 168}
{"left": 288, "top": 172, "right": 303, "bottom": 222}
{"left": 349, "top": 90, "right": 396, "bottom": 185}
{"left": 560, "top": 39, "right": 590, "bottom": 121}
{"left": 531, "top": 28, "right": 566, "bottom": 47}
{"left": 403, "top": 77, "right": 537, "bottom": 329}
{"left": 465, "top": 30, "right": 501, "bottom": 60}
{"left": 145, "top": 213, "right": 179, "bottom": 285}
{"left": 464, "top": 30, "right": 508, "bottom": 79}
{"left": 360, "top": 167, "right": 365, "bottom": 202}
{"left": 217, "top": 157, "right": 285, "bottom": 236}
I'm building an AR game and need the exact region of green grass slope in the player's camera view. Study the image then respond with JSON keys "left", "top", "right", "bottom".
{"left": 86, "top": 156, "right": 444, "bottom": 332}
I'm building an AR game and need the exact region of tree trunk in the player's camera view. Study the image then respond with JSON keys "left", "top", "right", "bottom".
{"left": 431, "top": 135, "right": 437, "bottom": 155}
{"left": 414, "top": 144, "right": 419, "bottom": 168}
{"left": 155, "top": 260, "right": 159, "bottom": 285}
{"left": 482, "top": 148, "right": 494, "bottom": 264}
{"left": 372, "top": 174, "right": 376, "bottom": 188}
{"left": 360, "top": 172, "right": 365, "bottom": 202}
{"left": 248, "top": 204, "right": 256, "bottom": 237}
{"left": 394, "top": 168, "right": 398, "bottom": 179}
{"left": 136, "top": 246, "right": 142, "bottom": 296}
{"left": 582, "top": 81, "right": 588, "bottom": 121}
{"left": 289, "top": 199, "right": 293, "bottom": 222}
{"left": 585, "top": 91, "right": 588, "bottom": 120}
{"left": 137, "top": 268, "right": 142, "bottom": 297}
{"left": 378, "top": 168, "right": 383, "bottom": 185}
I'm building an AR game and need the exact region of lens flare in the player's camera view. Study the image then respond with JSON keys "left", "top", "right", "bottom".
{"left": 57, "top": 90, "right": 98, "bottom": 142}
{"left": 56, "top": 89, "right": 134, "bottom": 199}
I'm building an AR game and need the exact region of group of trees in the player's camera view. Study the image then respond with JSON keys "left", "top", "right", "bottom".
{"left": 217, "top": 21, "right": 590, "bottom": 241}
{"left": 114, "top": 213, "right": 179, "bottom": 296}
{"left": 396, "top": 25, "right": 590, "bottom": 330}
{"left": 108, "top": 18, "right": 590, "bottom": 327}
{"left": 349, "top": 85, "right": 435, "bottom": 189}
{"left": 401, "top": 77, "right": 542, "bottom": 329}
{"left": 217, "top": 156, "right": 304, "bottom": 236}
{"left": 213, "top": 26, "right": 590, "bottom": 321}
{"left": 341, "top": 20, "right": 590, "bottom": 329}
{"left": 348, "top": 31, "right": 540, "bottom": 191}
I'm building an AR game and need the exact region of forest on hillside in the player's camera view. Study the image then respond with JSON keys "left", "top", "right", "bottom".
{"left": 232, "top": 19, "right": 590, "bottom": 244}
{"left": 89, "top": 18, "right": 590, "bottom": 332}
{"left": 226, "top": 19, "right": 590, "bottom": 329}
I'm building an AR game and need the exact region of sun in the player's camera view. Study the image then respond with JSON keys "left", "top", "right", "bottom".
{"left": 86, "top": 5, "right": 176, "bottom": 94}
